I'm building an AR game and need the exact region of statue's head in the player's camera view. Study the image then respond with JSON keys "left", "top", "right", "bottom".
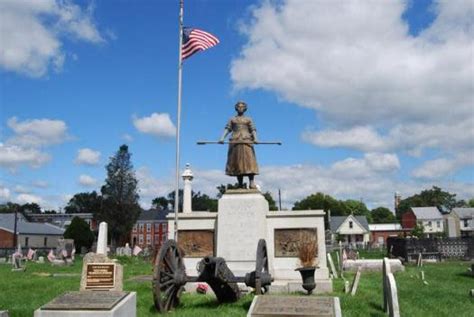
{"left": 234, "top": 101, "right": 247, "bottom": 113}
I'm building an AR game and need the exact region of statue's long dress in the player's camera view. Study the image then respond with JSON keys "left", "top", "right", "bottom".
{"left": 225, "top": 116, "right": 259, "bottom": 176}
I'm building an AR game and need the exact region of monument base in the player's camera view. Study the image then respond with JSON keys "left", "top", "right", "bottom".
{"left": 269, "top": 279, "right": 333, "bottom": 294}
{"left": 34, "top": 292, "right": 136, "bottom": 317}
{"left": 216, "top": 191, "right": 268, "bottom": 275}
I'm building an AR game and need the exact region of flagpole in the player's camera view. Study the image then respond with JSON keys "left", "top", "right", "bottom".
{"left": 174, "top": 0, "right": 184, "bottom": 241}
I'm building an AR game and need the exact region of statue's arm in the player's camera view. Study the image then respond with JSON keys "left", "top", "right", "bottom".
{"left": 249, "top": 118, "right": 259, "bottom": 143}
{"left": 219, "top": 128, "right": 230, "bottom": 143}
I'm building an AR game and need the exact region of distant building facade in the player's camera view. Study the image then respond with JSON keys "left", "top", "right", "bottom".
{"left": 369, "top": 223, "right": 406, "bottom": 246}
{"left": 130, "top": 209, "right": 169, "bottom": 249}
{"left": 402, "top": 207, "right": 444, "bottom": 238}
{"left": 451, "top": 208, "right": 474, "bottom": 237}
{"left": 28, "top": 213, "right": 97, "bottom": 231}
{"left": 0, "top": 213, "right": 64, "bottom": 248}
{"left": 329, "top": 215, "right": 370, "bottom": 246}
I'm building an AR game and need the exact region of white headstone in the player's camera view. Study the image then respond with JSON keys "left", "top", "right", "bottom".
{"left": 387, "top": 273, "right": 400, "bottom": 317}
{"left": 383, "top": 257, "right": 392, "bottom": 313}
{"left": 327, "top": 253, "right": 338, "bottom": 278}
{"left": 97, "top": 222, "right": 108, "bottom": 255}
{"left": 350, "top": 268, "right": 361, "bottom": 296}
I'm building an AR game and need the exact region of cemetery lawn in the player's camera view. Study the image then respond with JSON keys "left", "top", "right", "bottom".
{"left": 0, "top": 257, "right": 472, "bottom": 317}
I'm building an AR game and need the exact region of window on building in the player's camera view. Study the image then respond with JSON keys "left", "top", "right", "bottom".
{"left": 132, "top": 225, "right": 137, "bottom": 232}
{"left": 162, "top": 234, "right": 167, "bottom": 242}
{"left": 146, "top": 223, "right": 151, "bottom": 232}
{"left": 139, "top": 224, "right": 144, "bottom": 232}
{"left": 155, "top": 223, "right": 160, "bottom": 231}
{"left": 349, "top": 221, "right": 353, "bottom": 229}
{"left": 464, "top": 219, "right": 469, "bottom": 227}
{"left": 154, "top": 235, "right": 159, "bottom": 244}
{"left": 163, "top": 223, "right": 167, "bottom": 231}
{"left": 428, "top": 221, "right": 432, "bottom": 227}
{"left": 146, "top": 234, "right": 151, "bottom": 245}
{"left": 25, "top": 237, "right": 29, "bottom": 247}
{"left": 436, "top": 221, "right": 440, "bottom": 228}
{"left": 44, "top": 237, "right": 48, "bottom": 247}
{"left": 139, "top": 234, "right": 144, "bottom": 245}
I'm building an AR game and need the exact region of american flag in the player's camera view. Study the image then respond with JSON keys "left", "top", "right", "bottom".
{"left": 27, "top": 248, "right": 35, "bottom": 260}
{"left": 47, "top": 249, "right": 55, "bottom": 262}
{"left": 182, "top": 27, "right": 219, "bottom": 60}
{"left": 133, "top": 245, "right": 142, "bottom": 256}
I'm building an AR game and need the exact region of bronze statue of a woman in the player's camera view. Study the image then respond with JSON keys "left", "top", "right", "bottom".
{"left": 219, "top": 101, "right": 259, "bottom": 189}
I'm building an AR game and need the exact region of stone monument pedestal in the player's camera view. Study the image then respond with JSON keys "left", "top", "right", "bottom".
{"left": 216, "top": 190, "right": 268, "bottom": 275}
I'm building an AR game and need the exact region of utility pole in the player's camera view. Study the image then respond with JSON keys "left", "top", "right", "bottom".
{"left": 278, "top": 189, "right": 282, "bottom": 211}
{"left": 13, "top": 206, "right": 18, "bottom": 248}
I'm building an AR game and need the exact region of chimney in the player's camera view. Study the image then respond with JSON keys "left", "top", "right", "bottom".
{"left": 394, "top": 192, "right": 401, "bottom": 211}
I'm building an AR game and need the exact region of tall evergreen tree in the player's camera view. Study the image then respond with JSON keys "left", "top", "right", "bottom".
{"left": 98, "top": 145, "right": 141, "bottom": 246}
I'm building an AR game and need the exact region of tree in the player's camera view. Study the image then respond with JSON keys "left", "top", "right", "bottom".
{"left": 64, "top": 217, "right": 95, "bottom": 251}
{"left": 263, "top": 191, "right": 278, "bottom": 211}
{"left": 20, "top": 203, "right": 41, "bottom": 214}
{"left": 396, "top": 186, "right": 459, "bottom": 219}
{"left": 293, "top": 192, "right": 349, "bottom": 227}
{"left": 152, "top": 197, "right": 169, "bottom": 210}
{"left": 0, "top": 202, "right": 21, "bottom": 213}
{"left": 343, "top": 199, "right": 371, "bottom": 222}
{"left": 157, "top": 190, "right": 218, "bottom": 212}
{"left": 411, "top": 223, "right": 424, "bottom": 238}
{"left": 65, "top": 191, "right": 102, "bottom": 216}
{"left": 371, "top": 207, "right": 396, "bottom": 223}
{"left": 98, "top": 145, "right": 141, "bottom": 246}
{"left": 469, "top": 198, "right": 474, "bottom": 208}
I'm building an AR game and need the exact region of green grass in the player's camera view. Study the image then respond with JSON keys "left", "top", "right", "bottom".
{"left": 0, "top": 257, "right": 473, "bottom": 316}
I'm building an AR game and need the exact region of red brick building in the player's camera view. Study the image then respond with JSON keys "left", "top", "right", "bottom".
{"left": 369, "top": 223, "right": 407, "bottom": 246}
{"left": 130, "top": 209, "right": 169, "bottom": 249}
{"left": 401, "top": 210, "right": 417, "bottom": 229}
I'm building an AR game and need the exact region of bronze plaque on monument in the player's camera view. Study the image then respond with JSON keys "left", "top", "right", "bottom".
{"left": 85, "top": 263, "right": 115, "bottom": 289}
{"left": 274, "top": 228, "right": 317, "bottom": 257}
{"left": 248, "top": 296, "right": 341, "bottom": 317}
{"left": 41, "top": 291, "right": 128, "bottom": 310}
{"left": 178, "top": 230, "right": 214, "bottom": 257}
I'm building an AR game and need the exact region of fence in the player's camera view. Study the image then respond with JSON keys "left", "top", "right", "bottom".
{"left": 387, "top": 237, "right": 474, "bottom": 262}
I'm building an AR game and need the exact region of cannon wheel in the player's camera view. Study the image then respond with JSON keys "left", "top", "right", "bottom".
{"left": 255, "top": 239, "right": 270, "bottom": 294}
{"left": 152, "top": 239, "right": 186, "bottom": 313}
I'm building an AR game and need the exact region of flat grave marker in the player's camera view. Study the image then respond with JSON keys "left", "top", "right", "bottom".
{"left": 247, "top": 296, "right": 341, "bottom": 317}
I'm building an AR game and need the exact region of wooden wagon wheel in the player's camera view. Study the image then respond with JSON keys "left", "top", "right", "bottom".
{"left": 152, "top": 239, "right": 186, "bottom": 313}
{"left": 255, "top": 239, "right": 270, "bottom": 294}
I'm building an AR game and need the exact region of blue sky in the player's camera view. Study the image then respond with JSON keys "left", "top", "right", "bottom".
{"left": 1, "top": 0, "right": 473, "bottom": 211}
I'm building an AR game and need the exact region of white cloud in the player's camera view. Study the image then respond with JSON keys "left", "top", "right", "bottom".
{"left": 7, "top": 117, "right": 69, "bottom": 147}
{"left": 136, "top": 167, "right": 173, "bottom": 209}
{"left": 78, "top": 174, "right": 97, "bottom": 187}
{"left": 133, "top": 113, "right": 176, "bottom": 139}
{"left": 122, "top": 134, "right": 134, "bottom": 142}
{"left": 231, "top": 0, "right": 474, "bottom": 160}
{"left": 13, "top": 185, "right": 30, "bottom": 194}
{"left": 0, "top": 143, "right": 51, "bottom": 170}
{"left": 16, "top": 193, "right": 44, "bottom": 205}
{"left": 0, "top": 0, "right": 104, "bottom": 77}
{"left": 0, "top": 185, "right": 11, "bottom": 201}
{"left": 75, "top": 148, "right": 101, "bottom": 165}
{"left": 32, "top": 180, "right": 49, "bottom": 188}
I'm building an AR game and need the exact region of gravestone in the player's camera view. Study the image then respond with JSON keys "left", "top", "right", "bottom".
{"left": 37, "top": 256, "right": 45, "bottom": 264}
{"left": 11, "top": 253, "right": 25, "bottom": 272}
{"left": 386, "top": 273, "right": 400, "bottom": 317}
{"left": 123, "top": 243, "right": 132, "bottom": 257}
{"left": 327, "top": 253, "right": 338, "bottom": 278}
{"left": 247, "top": 296, "right": 341, "bottom": 317}
{"left": 350, "top": 268, "right": 361, "bottom": 296}
{"left": 383, "top": 258, "right": 391, "bottom": 313}
{"left": 34, "top": 221, "right": 134, "bottom": 317}
{"left": 97, "top": 222, "right": 108, "bottom": 255}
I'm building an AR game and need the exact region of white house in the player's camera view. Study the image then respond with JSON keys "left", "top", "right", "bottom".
{"left": 329, "top": 215, "right": 370, "bottom": 246}
{"left": 411, "top": 207, "right": 444, "bottom": 237}
{"left": 452, "top": 208, "right": 474, "bottom": 237}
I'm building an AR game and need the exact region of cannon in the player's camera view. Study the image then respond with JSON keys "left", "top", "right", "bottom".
{"left": 152, "top": 238, "right": 273, "bottom": 313}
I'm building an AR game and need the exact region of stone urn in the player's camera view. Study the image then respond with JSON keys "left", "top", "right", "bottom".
{"left": 295, "top": 266, "right": 317, "bottom": 294}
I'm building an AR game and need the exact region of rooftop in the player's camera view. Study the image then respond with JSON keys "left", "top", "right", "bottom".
{"left": 411, "top": 207, "right": 442, "bottom": 220}
{"left": 452, "top": 207, "right": 474, "bottom": 219}
{"left": 330, "top": 215, "right": 370, "bottom": 232}
{"left": 0, "top": 213, "right": 65, "bottom": 235}
{"left": 369, "top": 223, "right": 402, "bottom": 231}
